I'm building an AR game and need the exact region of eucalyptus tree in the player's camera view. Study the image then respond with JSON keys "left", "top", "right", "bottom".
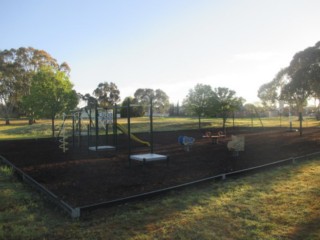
{"left": 22, "top": 66, "right": 78, "bottom": 137}
{"left": 134, "top": 88, "right": 170, "bottom": 114}
{"left": 120, "top": 96, "right": 144, "bottom": 117}
{"left": 257, "top": 68, "right": 288, "bottom": 110}
{"left": 183, "top": 84, "right": 214, "bottom": 129}
{"left": 93, "top": 82, "right": 120, "bottom": 108}
{"left": 0, "top": 47, "right": 70, "bottom": 124}
{"left": 285, "top": 42, "right": 320, "bottom": 109}
{"left": 212, "top": 87, "right": 245, "bottom": 131}
{"left": 0, "top": 50, "right": 24, "bottom": 124}
{"left": 258, "top": 41, "right": 320, "bottom": 136}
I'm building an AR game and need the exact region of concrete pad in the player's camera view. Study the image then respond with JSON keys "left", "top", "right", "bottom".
{"left": 130, "top": 153, "right": 168, "bottom": 162}
{"left": 88, "top": 146, "right": 116, "bottom": 151}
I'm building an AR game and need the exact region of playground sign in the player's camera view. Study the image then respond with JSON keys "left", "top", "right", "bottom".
{"left": 99, "top": 110, "right": 113, "bottom": 126}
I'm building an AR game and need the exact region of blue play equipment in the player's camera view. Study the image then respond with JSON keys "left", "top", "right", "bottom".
{"left": 178, "top": 136, "right": 195, "bottom": 151}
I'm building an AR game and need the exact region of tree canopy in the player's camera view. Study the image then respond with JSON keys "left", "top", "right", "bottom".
{"left": 183, "top": 84, "right": 214, "bottom": 128}
{"left": 120, "top": 96, "right": 144, "bottom": 117}
{"left": 183, "top": 84, "right": 244, "bottom": 129}
{"left": 257, "top": 68, "right": 288, "bottom": 109}
{"left": 22, "top": 66, "right": 78, "bottom": 136}
{"left": 258, "top": 41, "right": 320, "bottom": 111}
{"left": 93, "top": 82, "right": 120, "bottom": 108}
{"left": 134, "top": 88, "right": 170, "bottom": 114}
{"left": 0, "top": 47, "right": 70, "bottom": 124}
{"left": 212, "top": 87, "right": 245, "bottom": 131}
{"left": 258, "top": 41, "right": 320, "bottom": 135}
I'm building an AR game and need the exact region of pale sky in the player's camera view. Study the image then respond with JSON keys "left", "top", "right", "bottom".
{"left": 1, "top": 0, "right": 320, "bottom": 104}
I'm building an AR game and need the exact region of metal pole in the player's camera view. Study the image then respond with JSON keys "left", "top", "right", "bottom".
{"left": 150, "top": 97, "right": 154, "bottom": 153}
{"left": 127, "top": 99, "right": 131, "bottom": 166}
{"left": 87, "top": 125, "right": 90, "bottom": 154}
{"left": 78, "top": 112, "right": 81, "bottom": 148}
{"left": 95, "top": 104, "right": 98, "bottom": 151}
{"left": 114, "top": 104, "right": 117, "bottom": 149}
{"left": 72, "top": 114, "right": 75, "bottom": 148}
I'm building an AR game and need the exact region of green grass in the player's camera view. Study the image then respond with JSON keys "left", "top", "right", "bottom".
{"left": 1, "top": 158, "right": 320, "bottom": 239}
{"left": 1, "top": 116, "right": 319, "bottom": 139}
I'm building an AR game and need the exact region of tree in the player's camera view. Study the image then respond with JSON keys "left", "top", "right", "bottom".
{"left": 282, "top": 42, "right": 320, "bottom": 135}
{"left": 0, "top": 51, "right": 24, "bottom": 124}
{"left": 134, "top": 88, "right": 170, "bottom": 114}
{"left": 183, "top": 84, "right": 214, "bottom": 129}
{"left": 257, "top": 68, "right": 288, "bottom": 109}
{"left": 0, "top": 47, "right": 69, "bottom": 124}
{"left": 22, "top": 66, "right": 78, "bottom": 137}
{"left": 93, "top": 82, "right": 120, "bottom": 108}
{"left": 120, "top": 97, "right": 144, "bottom": 117}
{"left": 258, "top": 41, "right": 320, "bottom": 135}
{"left": 212, "top": 87, "right": 245, "bottom": 131}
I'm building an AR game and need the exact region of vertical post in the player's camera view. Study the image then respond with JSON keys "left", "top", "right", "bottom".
{"left": 78, "top": 112, "right": 81, "bottom": 148}
{"left": 299, "top": 112, "right": 303, "bottom": 136}
{"left": 289, "top": 108, "right": 292, "bottom": 131}
{"left": 72, "top": 114, "right": 75, "bottom": 148}
{"left": 87, "top": 125, "right": 90, "bottom": 154}
{"left": 150, "top": 97, "right": 154, "bottom": 153}
{"left": 232, "top": 112, "right": 235, "bottom": 130}
{"left": 106, "top": 124, "right": 109, "bottom": 145}
{"left": 95, "top": 104, "right": 99, "bottom": 151}
{"left": 114, "top": 104, "right": 117, "bottom": 149}
{"left": 127, "top": 99, "right": 131, "bottom": 166}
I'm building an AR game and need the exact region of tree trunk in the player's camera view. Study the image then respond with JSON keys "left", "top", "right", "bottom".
{"left": 299, "top": 112, "right": 303, "bottom": 136}
{"left": 198, "top": 114, "right": 201, "bottom": 130}
{"left": 5, "top": 118, "right": 10, "bottom": 125}
{"left": 232, "top": 112, "right": 235, "bottom": 129}
{"left": 28, "top": 117, "right": 34, "bottom": 125}
{"left": 51, "top": 116, "right": 55, "bottom": 138}
{"left": 222, "top": 117, "right": 227, "bottom": 133}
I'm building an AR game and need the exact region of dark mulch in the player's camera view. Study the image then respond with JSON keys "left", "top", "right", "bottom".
{"left": 1, "top": 127, "right": 319, "bottom": 207}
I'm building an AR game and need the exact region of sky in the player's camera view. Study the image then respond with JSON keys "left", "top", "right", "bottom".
{"left": 1, "top": 0, "right": 320, "bottom": 105}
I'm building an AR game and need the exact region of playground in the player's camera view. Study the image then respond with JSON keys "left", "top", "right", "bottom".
{"left": 1, "top": 125, "right": 320, "bottom": 208}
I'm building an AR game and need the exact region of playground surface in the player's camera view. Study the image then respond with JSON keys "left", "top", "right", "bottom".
{"left": 1, "top": 127, "right": 320, "bottom": 207}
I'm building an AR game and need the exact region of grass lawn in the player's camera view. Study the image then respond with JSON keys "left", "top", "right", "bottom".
{"left": 1, "top": 158, "right": 320, "bottom": 239}
{"left": 0, "top": 116, "right": 318, "bottom": 139}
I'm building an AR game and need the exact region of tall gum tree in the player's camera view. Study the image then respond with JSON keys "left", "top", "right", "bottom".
{"left": 258, "top": 41, "right": 320, "bottom": 136}
{"left": 134, "top": 88, "right": 170, "bottom": 115}
{"left": 212, "top": 87, "right": 245, "bottom": 132}
{"left": 93, "top": 82, "right": 120, "bottom": 108}
{"left": 0, "top": 47, "right": 70, "bottom": 124}
{"left": 22, "top": 66, "right": 78, "bottom": 137}
{"left": 183, "top": 84, "right": 214, "bottom": 129}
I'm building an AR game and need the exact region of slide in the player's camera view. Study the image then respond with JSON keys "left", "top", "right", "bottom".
{"left": 116, "top": 123, "right": 150, "bottom": 147}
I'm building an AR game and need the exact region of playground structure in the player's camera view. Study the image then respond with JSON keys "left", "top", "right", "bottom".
{"left": 202, "top": 130, "right": 226, "bottom": 144}
{"left": 125, "top": 97, "right": 168, "bottom": 166}
{"left": 178, "top": 135, "right": 195, "bottom": 151}
{"left": 57, "top": 97, "right": 168, "bottom": 165}
{"left": 58, "top": 113, "right": 69, "bottom": 153}
{"left": 227, "top": 135, "right": 245, "bottom": 157}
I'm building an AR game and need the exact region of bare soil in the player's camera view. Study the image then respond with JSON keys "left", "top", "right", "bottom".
{"left": 1, "top": 127, "right": 320, "bottom": 207}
